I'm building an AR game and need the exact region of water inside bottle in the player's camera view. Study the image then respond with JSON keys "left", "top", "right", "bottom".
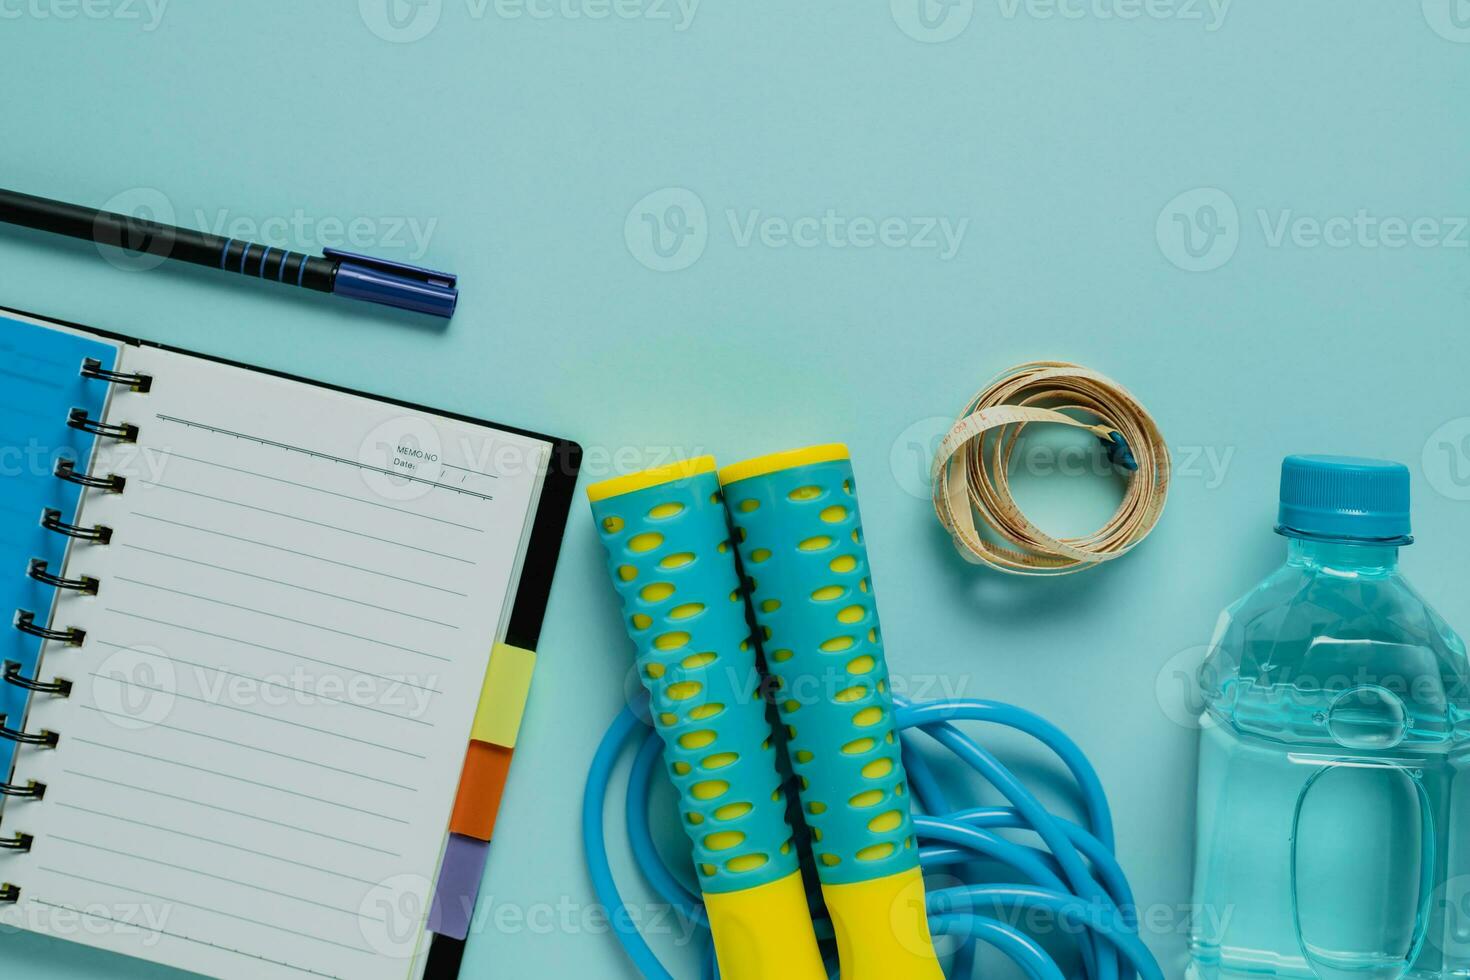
{"left": 1189, "top": 539, "right": 1470, "bottom": 980}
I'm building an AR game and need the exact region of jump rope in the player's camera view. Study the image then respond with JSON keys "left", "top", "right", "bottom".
{"left": 584, "top": 366, "right": 1169, "bottom": 979}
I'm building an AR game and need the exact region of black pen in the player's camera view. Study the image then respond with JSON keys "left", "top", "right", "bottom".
{"left": 0, "top": 187, "right": 458, "bottom": 319}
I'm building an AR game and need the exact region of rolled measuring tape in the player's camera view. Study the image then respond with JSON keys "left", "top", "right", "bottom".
{"left": 932, "top": 361, "right": 1170, "bottom": 576}
{"left": 587, "top": 458, "right": 827, "bottom": 980}
{"left": 720, "top": 446, "right": 945, "bottom": 980}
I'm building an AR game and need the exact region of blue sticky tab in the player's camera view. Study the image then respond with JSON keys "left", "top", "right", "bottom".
{"left": 0, "top": 315, "right": 117, "bottom": 790}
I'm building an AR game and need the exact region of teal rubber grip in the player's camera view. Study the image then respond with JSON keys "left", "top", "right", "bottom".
{"left": 722, "top": 449, "right": 919, "bottom": 887}
{"left": 589, "top": 461, "right": 800, "bottom": 894}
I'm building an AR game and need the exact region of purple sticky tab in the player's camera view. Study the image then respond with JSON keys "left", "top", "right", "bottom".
{"left": 431, "top": 833, "right": 491, "bottom": 941}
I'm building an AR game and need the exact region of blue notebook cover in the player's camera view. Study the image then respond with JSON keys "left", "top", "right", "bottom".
{"left": 0, "top": 315, "right": 116, "bottom": 790}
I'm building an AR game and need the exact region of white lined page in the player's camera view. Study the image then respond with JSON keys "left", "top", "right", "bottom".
{"left": 0, "top": 346, "right": 552, "bottom": 980}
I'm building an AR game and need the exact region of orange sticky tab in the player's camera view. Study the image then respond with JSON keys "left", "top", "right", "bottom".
{"left": 450, "top": 741, "right": 514, "bottom": 842}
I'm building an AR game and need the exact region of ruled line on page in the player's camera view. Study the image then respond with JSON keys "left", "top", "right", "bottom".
{"left": 34, "top": 870, "right": 378, "bottom": 955}
{"left": 62, "top": 771, "right": 403, "bottom": 857}
{"left": 46, "top": 837, "right": 378, "bottom": 920}
{"left": 106, "top": 610, "right": 444, "bottom": 695}
{"left": 86, "top": 673, "right": 429, "bottom": 759}
{"left": 117, "top": 544, "right": 461, "bottom": 630}
{"left": 109, "top": 580, "right": 452, "bottom": 663}
{"left": 153, "top": 414, "right": 496, "bottom": 500}
{"left": 134, "top": 481, "right": 478, "bottom": 565}
{"left": 69, "top": 739, "right": 412, "bottom": 825}
{"left": 132, "top": 513, "right": 470, "bottom": 597}
{"left": 53, "top": 802, "right": 388, "bottom": 887}
{"left": 160, "top": 450, "right": 486, "bottom": 532}
{"left": 27, "top": 901, "right": 348, "bottom": 980}
{"left": 75, "top": 706, "right": 418, "bottom": 790}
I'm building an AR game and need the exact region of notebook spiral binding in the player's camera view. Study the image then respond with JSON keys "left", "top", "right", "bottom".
{"left": 0, "top": 359, "right": 150, "bottom": 904}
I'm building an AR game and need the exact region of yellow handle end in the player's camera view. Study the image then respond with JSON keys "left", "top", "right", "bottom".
{"left": 823, "top": 867, "right": 945, "bottom": 980}
{"left": 703, "top": 871, "right": 827, "bottom": 980}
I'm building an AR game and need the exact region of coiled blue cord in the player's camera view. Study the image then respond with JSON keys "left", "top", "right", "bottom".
{"left": 583, "top": 696, "right": 1163, "bottom": 980}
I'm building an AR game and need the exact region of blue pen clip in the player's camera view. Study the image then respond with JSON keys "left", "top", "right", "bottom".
{"left": 324, "top": 248, "right": 459, "bottom": 319}
{"left": 1101, "top": 430, "right": 1138, "bottom": 471}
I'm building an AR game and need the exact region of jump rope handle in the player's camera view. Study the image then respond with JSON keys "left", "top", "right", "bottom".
{"left": 720, "top": 445, "right": 946, "bottom": 980}
{"left": 587, "top": 458, "right": 827, "bottom": 980}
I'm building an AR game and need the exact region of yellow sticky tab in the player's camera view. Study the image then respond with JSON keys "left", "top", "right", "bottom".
{"left": 471, "top": 643, "right": 537, "bottom": 747}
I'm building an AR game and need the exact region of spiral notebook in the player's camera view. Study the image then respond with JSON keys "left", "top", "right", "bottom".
{"left": 0, "top": 309, "right": 580, "bottom": 980}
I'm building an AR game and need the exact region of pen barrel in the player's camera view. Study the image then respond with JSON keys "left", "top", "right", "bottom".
{"left": 588, "top": 458, "right": 826, "bottom": 980}
{"left": 720, "top": 445, "right": 944, "bottom": 980}
{"left": 0, "top": 188, "right": 335, "bottom": 291}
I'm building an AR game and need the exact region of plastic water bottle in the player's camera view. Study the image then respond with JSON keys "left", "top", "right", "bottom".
{"left": 1189, "top": 456, "right": 1470, "bottom": 980}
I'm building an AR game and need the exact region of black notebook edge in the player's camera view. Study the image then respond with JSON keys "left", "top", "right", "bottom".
{"left": 0, "top": 304, "right": 582, "bottom": 980}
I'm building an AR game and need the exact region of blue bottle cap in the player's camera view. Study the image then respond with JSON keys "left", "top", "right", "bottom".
{"left": 1276, "top": 454, "right": 1413, "bottom": 545}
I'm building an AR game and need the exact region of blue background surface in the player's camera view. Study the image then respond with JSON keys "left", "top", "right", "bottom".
{"left": 1, "top": 2, "right": 1468, "bottom": 977}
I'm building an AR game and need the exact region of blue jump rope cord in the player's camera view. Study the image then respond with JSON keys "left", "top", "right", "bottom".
{"left": 583, "top": 696, "right": 1165, "bottom": 980}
